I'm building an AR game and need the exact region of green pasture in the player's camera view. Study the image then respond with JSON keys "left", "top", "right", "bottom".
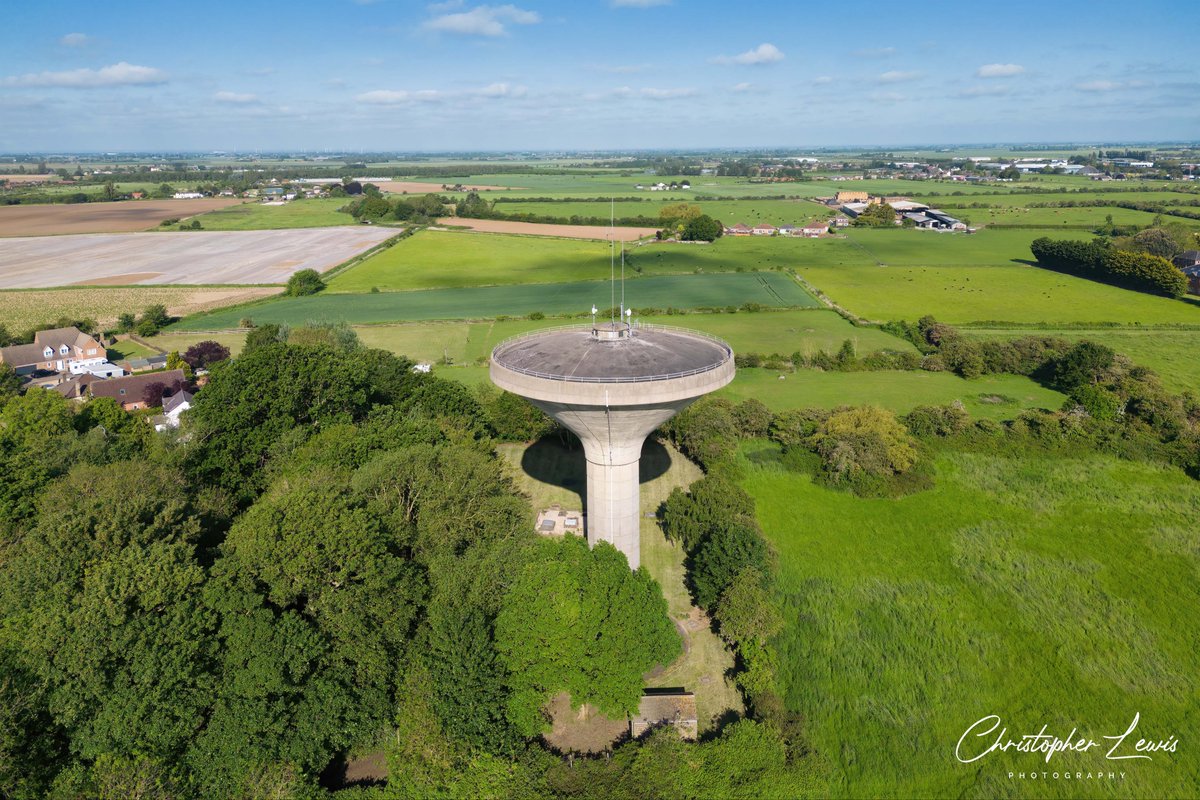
{"left": 744, "top": 444, "right": 1200, "bottom": 798}
{"left": 189, "top": 198, "right": 357, "bottom": 230}
{"left": 332, "top": 230, "right": 870, "bottom": 293}
{"left": 919, "top": 189, "right": 1199, "bottom": 208}
{"left": 941, "top": 205, "right": 1187, "bottom": 228}
{"left": 961, "top": 327, "right": 1200, "bottom": 393}
{"left": 718, "top": 368, "right": 1064, "bottom": 419}
{"left": 840, "top": 227, "right": 1082, "bottom": 267}
{"left": 172, "top": 272, "right": 818, "bottom": 330}
{"left": 351, "top": 309, "right": 910, "bottom": 366}
{"left": 104, "top": 339, "right": 157, "bottom": 361}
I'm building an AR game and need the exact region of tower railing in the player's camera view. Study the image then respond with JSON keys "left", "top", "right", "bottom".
{"left": 490, "top": 323, "right": 734, "bottom": 384}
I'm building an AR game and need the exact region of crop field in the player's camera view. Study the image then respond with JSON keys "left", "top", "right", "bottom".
{"left": 961, "top": 327, "right": 1200, "bottom": 393}
{"left": 718, "top": 368, "right": 1064, "bottom": 419}
{"left": 0, "top": 226, "right": 396, "bottom": 288}
{"left": 190, "top": 198, "right": 358, "bottom": 230}
{"left": 433, "top": 218, "right": 658, "bottom": 240}
{"left": 330, "top": 229, "right": 845, "bottom": 293}
{"left": 351, "top": 310, "right": 910, "bottom": 366}
{"left": 0, "top": 286, "right": 280, "bottom": 332}
{"left": 743, "top": 445, "right": 1200, "bottom": 799}
{"left": 0, "top": 198, "right": 244, "bottom": 236}
{"left": 172, "top": 272, "right": 818, "bottom": 330}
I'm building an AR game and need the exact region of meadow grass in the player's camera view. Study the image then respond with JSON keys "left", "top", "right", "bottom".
{"left": 189, "top": 198, "right": 356, "bottom": 230}
{"left": 104, "top": 339, "right": 157, "bottom": 361}
{"left": 741, "top": 444, "right": 1200, "bottom": 799}
{"left": 171, "top": 271, "right": 818, "bottom": 330}
{"left": 492, "top": 198, "right": 833, "bottom": 227}
{"left": 961, "top": 327, "right": 1200, "bottom": 394}
{"left": 717, "top": 368, "right": 1064, "bottom": 419}
{"left": 940, "top": 206, "right": 1191, "bottom": 228}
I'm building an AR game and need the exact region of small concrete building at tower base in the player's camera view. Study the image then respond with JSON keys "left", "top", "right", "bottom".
{"left": 490, "top": 322, "right": 734, "bottom": 570}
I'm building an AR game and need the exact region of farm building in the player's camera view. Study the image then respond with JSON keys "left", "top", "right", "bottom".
{"left": 835, "top": 190, "right": 870, "bottom": 203}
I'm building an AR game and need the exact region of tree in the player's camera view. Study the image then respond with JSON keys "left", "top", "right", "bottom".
{"left": 116, "top": 312, "right": 136, "bottom": 332}
{"left": 141, "top": 304, "right": 170, "bottom": 329}
{"left": 690, "top": 520, "right": 771, "bottom": 610}
{"left": 0, "top": 363, "right": 20, "bottom": 402}
{"left": 141, "top": 380, "right": 168, "bottom": 408}
{"left": 659, "top": 203, "right": 704, "bottom": 229}
{"left": 659, "top": 474, "right": 756, "bottom": 553}
{"left": 852, "top": 202, "right": 897, "bottom": 227}
{"left": 165, "top": 351, "right": 193, "bottom": 380}
{"left": 810, "top": 405, "right": 917, "bottom": 482}
{"left": 156, "top": 183, "right": 175, "bottom": 198}
{"left": 715, "top": 567, "right": 783, "bottom": 647}
{"left": 182, "top": 340, "right": 231, "bottom": 370}
{"left": 284, "top": 268, "right": 326, "bottom": 297}
{"left": 1053, "top": 341, "right": 1116, "bottom": 389}
{"left": 494, "top": 536, "right": 679, "bottom": 736}
{"left": 733, "top": 398, "right": 773, "bottom": 438}
{"left": 243, "top": 323, "right": 287, "bottom": 353}
{"left": 681, "top": 214, "right": 724, "bottom": 242}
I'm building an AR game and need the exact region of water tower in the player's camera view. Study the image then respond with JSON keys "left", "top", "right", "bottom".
{"left": 490, "top": 320, "right": 734, "bottom": 569}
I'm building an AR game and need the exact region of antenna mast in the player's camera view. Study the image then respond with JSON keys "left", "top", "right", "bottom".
{"left": 610, "top": 198, "right": 615, "bottom": 325}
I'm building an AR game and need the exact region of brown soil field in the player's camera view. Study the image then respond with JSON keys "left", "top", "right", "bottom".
{"left": 376, "top": 180, "right": 517, "bottom": 194}
{"left": 0, "top": 174, "right": 58, "bottom": 185}
{"left": 434, "top": 217, "right": 658, "bottom": 241}
{"left": 0, "top": 198, "right": 245, "bottom": 236}
{"left": 0, "top": 286, "right": 280, "bottom": 332}
{"left": 0, "top": 226, "right": 397, "bottom": 288}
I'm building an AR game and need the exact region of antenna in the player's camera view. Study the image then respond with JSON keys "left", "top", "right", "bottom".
{"left": 620, "top": 240, "right": 625, "bottom": 322}
{"left": 610, "top": 197, "right": 615, "bottom": 325}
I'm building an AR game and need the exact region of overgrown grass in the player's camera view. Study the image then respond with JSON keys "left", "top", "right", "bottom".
{"left": 742, "top": 443, "right": 1200, "bottom": 799}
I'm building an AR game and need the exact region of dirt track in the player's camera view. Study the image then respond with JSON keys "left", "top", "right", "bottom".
{"left": 435, "top": 217, "right": 657, "bottom": 241}
{"left": 0, "top": 198, "right": 245, "bottom": 236}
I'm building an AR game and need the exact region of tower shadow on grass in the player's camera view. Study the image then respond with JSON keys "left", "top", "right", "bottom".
{"left": 520, "top": 434, "right": 672, "bottom": 513}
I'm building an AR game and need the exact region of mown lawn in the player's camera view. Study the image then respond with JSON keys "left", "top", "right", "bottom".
{"left": 190, "top": 198, "right": 357, "bottom": 230}
{"left": 742, "top": 443, "right": 1200, "bottom": 799}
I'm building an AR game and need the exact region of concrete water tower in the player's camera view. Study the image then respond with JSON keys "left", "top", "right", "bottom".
{"left": 490, "top": 320, "right": 734, "bottom": 569}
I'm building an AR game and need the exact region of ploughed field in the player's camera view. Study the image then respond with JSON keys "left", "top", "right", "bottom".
{"left": 0, "top": 198, "right": 244, "bottom": 236}
{"left": 0, "top": 226, "right": 396, "bottom": 288}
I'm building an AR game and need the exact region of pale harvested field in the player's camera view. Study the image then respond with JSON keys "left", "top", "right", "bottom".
{"left": 0, "top": 174, "right": 59, "bottom": 185}
{"left": 0, "top": 226, "right": 397, "bottom": 288}
{"left": 376, "top": 180, "right": 517, "bottom": 194}
{"left": 434, "top": 217, "right": 658, "bottom": 241}
{"left": 0, "top": 198, "right": 246, "bottom": 236}
{"left": 0, "top": 286, "right": 280, "bottom": 332}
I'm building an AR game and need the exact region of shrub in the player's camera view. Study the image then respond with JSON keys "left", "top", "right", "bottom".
{"left": 769, "top": 408, "right": 828, "bottom": 450}
{"left": 183, "top": 340, "right": 232, "bottom": 370}
{"left": 284, "top": 269, "right": 326, "bottom": 297}
{"left": 733, "top": 399, "right": 773, "bottom": 438}
{"left": 810, "top": 406, "right": 918, "bottom": 483}
{"left": 689, "top": 519, "right": 771, "bottom": 610}
{"left": 905, "top": 404, "right": 970, "bottom": 438}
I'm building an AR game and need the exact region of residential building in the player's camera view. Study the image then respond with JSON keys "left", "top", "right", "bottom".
{"left": 0, "top": 326, "right": 106, "bottom": 378}
{"left": 1172, "top": 250, "right": 1200, "bottom": 270}
{"left": 831, "top": 216, "right": 851, "bottom": 227}
{"left": 752, "top": 223, "right": 777, "bottom": 236}
{"left": 152, "top": 389, "right": 194, "bottom": 431}
{"left": 800, "top": 221, "right": 828, "bottom": 237}
{"left": 68, "top": 358, "right": 125, "bottom": 378}
{"left": 724, "top": 223, "right": 753, "bottom": 236}
{"left": 88, "top": 369, "right": 187, "bottom": 411}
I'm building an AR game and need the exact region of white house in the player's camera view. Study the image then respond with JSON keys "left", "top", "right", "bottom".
{"left": 68, "top": 358, "right": 125, "bottom": 378}
{"left": 173, "top": 192, "right": 204, "bottom": 199}
{"left": 153, "top": 390, "right": 194, "bottom": 432}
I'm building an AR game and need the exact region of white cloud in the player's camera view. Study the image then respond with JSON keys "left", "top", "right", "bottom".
{"left": 356, "top": 83, "right": 527, "bottom": 104}
{"left": 977, "top": 63, "right": 1024, "bottom": 78}
{"left": 958, "top": 84, "right": 1012, "bottom": 97}
{"left": 1075, "top": 79, "right": 1147, "bottom": 92}
{"left": 1, "top": 62, "right": 167, "bottom": 88}
{"left": 59, "top": 32, "right": 91, "bottom": 47}
{"left": 853, "top": 46, "right": 895, "bottom": 58}
{"left": 638, "top": 86, "right": 695, "bottom": 99}
{"left": 423, "top": 4, "right": 540, "bottom": 36}
{"left": 587, "top": 86, "right": 696, "bottom": 101}
{"left": 214, "top": 91, "right": 259, "bottom": 104}
{"left": 611, "top": 0, "right": 670, "bottom": 6}
{"left": 710, "top": 43, "right": 784, "bottom": 66}
{"left": 732, "top": 82, "right": 752, "bottom": 92}
{"left": 878, "top": 70, "right": 921, "bottom": 83}
{"left": 813, "top": 75, "right": 833, "bottom": 84}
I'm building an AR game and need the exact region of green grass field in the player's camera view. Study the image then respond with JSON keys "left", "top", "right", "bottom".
{"left": 941, "top": 205, "right": 1187, "bottom": 229}
{"left": 961, "top": 327, "right": 1200, "bottom": 393}
{"left": 190, "top": 198, "right": 358, "bottom": 230}
{"left": 718, "top": 368, "right": 1064, "bottom": 419}
{"left": 172, "top": 271, "right": 818, "bottom": 330}
{"left": 491, "top": 198, "right": 833, "bottom": 227}
{"left": 742, "top": 444, "right": 1200, "bottom": 799}
{"left": 104, "top": 339, "right": 157, "bottom": 361}
{"left": 349, "top": 310, "right": 911, "bottom": 365}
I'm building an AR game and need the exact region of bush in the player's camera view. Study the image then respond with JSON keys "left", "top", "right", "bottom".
{"left": 733, "top": 399, "right": 773, "bottom": 438}
{"left": 905, "top": 404, "right": 970, "bottom": 437}
{"left": 689, "top": 519, "right": 771, "bottom": 610}
{"left": 183, "top": 340, "right": 232, "bottom": 370}
{"left": 284, "top": 269, "right": 326, "bottom": 297}
{"left": 135, "top": 319, "right": 160, "bottom": 337}
{"left": 810, "top": 406, "right": 918, "bottom": 484}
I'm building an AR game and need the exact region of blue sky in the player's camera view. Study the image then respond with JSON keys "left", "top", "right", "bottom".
{"left": 2, "top": 0, "right": 1198, "bottom": 152}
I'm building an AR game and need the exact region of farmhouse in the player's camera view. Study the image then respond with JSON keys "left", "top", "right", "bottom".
{"left": 152, "top": 389, "right": 195, "bottom": 432}
{"left": 89, "top": 369, "right": 187, "bottom": 411}
{"left": 0, "top": 326, "right": 106, "bottom": 381}
{"left": 752, "top": 223, "right": 777, "bottom": 236}
{"left": 800, "top": 221, "right": 828, "bottom": 237}
{"left": 724, "top": 223, "right": 753, "bottom": 236}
